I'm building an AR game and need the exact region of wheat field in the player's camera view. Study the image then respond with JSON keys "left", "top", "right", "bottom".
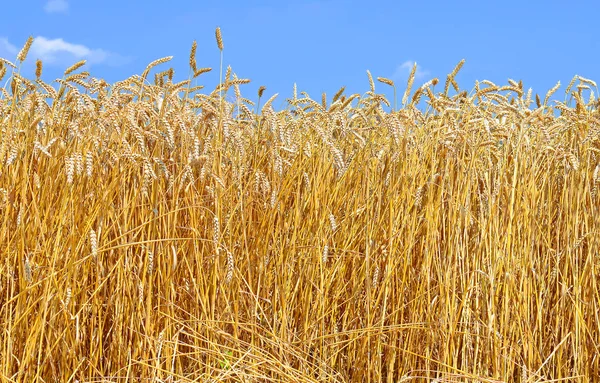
{"left": 1, "top": 32, "right": 599, "bottom": 382}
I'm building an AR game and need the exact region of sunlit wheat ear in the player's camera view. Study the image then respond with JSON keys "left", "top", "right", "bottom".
{"left": 193, "top": 67, "right": 212, "bottom": 78}
{"left": 329, "top": 213, "right": 338, "bottom": 232}
{"left": 0, "top": 57, "right": 17, "bottom": 71}
{"left": 572, "top": 234, "right": 587, "bottom": 252}
{"left": 544, "top": 81, "right": 561, "bottom": 106}
{"left": 303, "top": 172, "right": 311, "bottom": 191}
{"left": 215, "top": 27, "right": 224, "bottom": 51}
{"left": 35, "top": 59, "right": 42, "bottom": 79}
{"left": 6, "top": 144, "right": 18, "bottom": 166}
{"left": 225, "top": 250, "right": 234, "bottom": 284}
{"left": 322, "top": 245, "right": 329, "bottom": 264}
{"left": 402, "top": 62, "right": 417, "bottom": 107}
{"left": 521, "top": 364, "right": 529, "bottom": 383}
{"left": 89, "top": 229, "right": 98, "bottom": 259}
{"left": 377, "top": 77, "right": 394, "bottom": 87}
{"left": 189, "top": 40, "right": 197, "bottom": 73}
{"left": 414, "top": 185, "right": 425, "bottom": 210}
{"left": 16, "top": 36, "right": 33, "bottom": 63}
{"left": 332, "top": 86, "right": 346, "bottom": 103}
{"left": 155, "top": 330, "right": 165, "bottom": 364}
{"left": 444, "top": 58, "right": 465, "bottom": 96}
{"left": 224, "top": 65, "right": 232, "bottom": 82}
{"left": 270, "top": 188, "right": 277, "bottom": 208}
{"left": 384, "top": 171, "right": 391, "bottom": 187}
{"left": 0, "top": 63, "right": 6, "bottom": 82}
{"left": 64, "top": 60, "right": 86, "bottom": 76}
{"left": 147, "top": 249, "right": 154, "bottom": 275}
{"left": 566, "top": 152, "right": 579, "bottom": 171}
{"left": 366, "top": 70, "right": 375, "bottom": 93}
{"left": 303, "top": 142, "right": 311, "bottom": 158}
{"left": 274, "top": 153, "right": 283, "bottom": 175}
{"left": 65, "top": 155, "right": 75, "bottom": 184}
{"left": 592, "top": 164, "right": 600, "bottom": 197}
{"left": 138, "top": 282, "right": 144, "bottom": 305}
{"left": 213, "top": 216, "right": 220, "bottom": 245}
{"left": 86, "top": 152, "right": 93, "bottom": 177}
{"left": 16, "top": 205, "right": 22, "bottom": 227}
{"left": 24, "top": 255, "right": 32, "bottom": 284}
{"left": 62, "top": 287, "right": 72, "bottom": 312}
{"left": 74, "top": 153, "right": 83, "bottom": 176}
{"left": 259, "top": 172, "right": 270, "bottom": 195}
{"left": 372, "top": 264, "right": 380, "bottom": 290}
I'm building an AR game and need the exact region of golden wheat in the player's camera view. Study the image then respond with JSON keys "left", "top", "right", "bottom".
{"left": 64, "top": 59, "right": 86, "bottom": 76}
{"left": 0, "top": 31, "right": 599, "bottom": 383}
{"left": 16, "top": 36, "right": 33, "bottom": 63}
{"left": 215, "top": 27, "right": 224, "bottom": 51}
{"left": 189, "top": 40, "right": 197, "bottom": 73}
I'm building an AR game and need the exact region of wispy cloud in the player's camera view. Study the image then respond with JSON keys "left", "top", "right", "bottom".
{"left": 32, "top": 37, "right": 107, "bottom": 64}
{"left": 392, "top": 61, "right": 430, "bottom": 82}
{"left": 44, "top": 0, "right": 69, "bottom": 14}
{"left": 0, "top": 37, "right": 18, "bottom": 58}
{"left": 0, "top": 36, "right": 130, "bottom": 67}
{"left": 32, "top": 36, "right": 131, "bottom": 66}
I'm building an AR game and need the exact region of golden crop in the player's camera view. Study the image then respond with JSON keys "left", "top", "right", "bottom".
{"left": 1, "top": 31, "right": 599, "bottom": 382}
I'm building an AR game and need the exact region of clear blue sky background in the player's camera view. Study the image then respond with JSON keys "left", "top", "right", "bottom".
{"left": 1, "top": 0, "right": 598, "bottom": 111}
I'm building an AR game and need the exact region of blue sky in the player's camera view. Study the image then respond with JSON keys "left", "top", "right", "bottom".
{"left": 1, "top": 0, "right": 598, "bottom": 111}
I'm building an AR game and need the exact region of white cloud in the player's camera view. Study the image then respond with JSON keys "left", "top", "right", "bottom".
{"left": 31, "top": 36, "right": 108, "bottom": 64}
{"left": 0, "top": 36, "right": 130, "bottom": 67}
{"left": 44, "top": 0, "right": 69, "bottom": 13}
{"left": 0, "top": 37, "right": 18, "bottom": 59}
{"left": 31, "top": 36, "right": 130, "bottom": 67}
{"left": 393, "top": 61, "right": 430, "bottom": 82}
